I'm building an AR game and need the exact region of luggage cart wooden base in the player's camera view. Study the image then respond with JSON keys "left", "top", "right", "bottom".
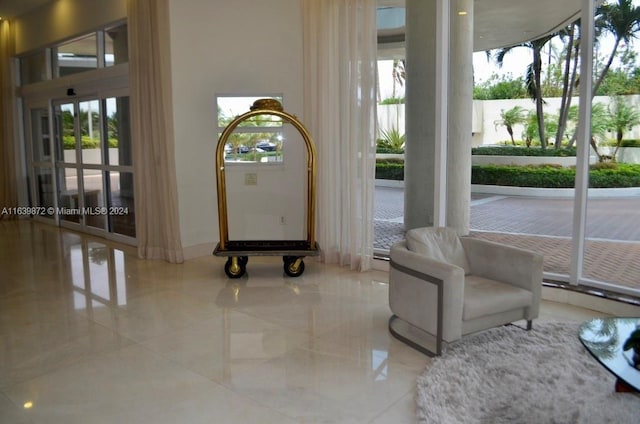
{"left": 213, "top": 240, "right": 320, "bottom": 278}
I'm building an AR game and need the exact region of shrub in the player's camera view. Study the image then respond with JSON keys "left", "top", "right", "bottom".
{"left": 472, "top": 146, "right": 577, "bottom": 157}
{"left": 471, "top": 165, "right": 575, "bottom": 188}
{"left": 376, "top": 127, "right": 405, "bottom": 153}
{"left": 471, "top": 163, "right": 640, "bottom": 188}
{"left": 375, "top": 159, "right": 404, "bottom": 180}
{"left": 621, "top": 139, "right": 640, "bottom": 147}
{"left": 380, "top": 97, "right": 405, "bottom": 105}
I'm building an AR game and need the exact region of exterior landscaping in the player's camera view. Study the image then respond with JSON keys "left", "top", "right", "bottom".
{"left": 376, "top": 147, "right": 640, "bottom": 188}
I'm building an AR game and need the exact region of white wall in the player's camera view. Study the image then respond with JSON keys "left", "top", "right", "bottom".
{"left": 168, "top": 0, "right": 306, "bottom": 256}
{"left": 474, "top": 95, "right": 640, "bottom": 146}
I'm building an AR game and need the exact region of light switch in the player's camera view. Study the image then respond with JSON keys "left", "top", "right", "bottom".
{"left": 244, "top": 173, "right": 258, "bottom": 185}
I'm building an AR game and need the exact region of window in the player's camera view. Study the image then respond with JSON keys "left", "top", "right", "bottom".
{"left": 19, "top": 24, "right": 129, "bottom": 86}
{"left": 216, "top": 95, "right": 284, "bottom": 164}
{"left": 52, "top": 34, "right": 98, "bottom": 77}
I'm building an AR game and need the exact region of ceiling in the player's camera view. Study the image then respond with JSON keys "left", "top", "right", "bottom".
{"left": 1, "top": 0, "right": 587, "bottom": 53}
{"left": 379, "top": 0, "right": 587, "bottom": 54}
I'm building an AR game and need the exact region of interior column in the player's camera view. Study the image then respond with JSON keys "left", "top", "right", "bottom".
{"left": 447, "top": 0, "right": 473, "bottom": 235}
{"left": 404, "top": 0, "right": 437, "bottom": 230}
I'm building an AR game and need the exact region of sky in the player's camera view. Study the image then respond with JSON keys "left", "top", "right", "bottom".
{"left": 472, "top": 0, "right": 640, "bottom": 83}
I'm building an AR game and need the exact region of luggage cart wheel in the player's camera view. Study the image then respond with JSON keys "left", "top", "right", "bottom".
{"left": 283, "top": 256, "right": 305, "bottom": 277}
{"left": 224, "top": 257, "right": 246, "bottom": 279}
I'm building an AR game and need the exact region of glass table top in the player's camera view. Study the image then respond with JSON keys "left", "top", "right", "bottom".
{"left": 578, "top": 317, "right": 640, "bottom": 391}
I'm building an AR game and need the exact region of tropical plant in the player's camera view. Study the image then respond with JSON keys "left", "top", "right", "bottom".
{"left": 567, "top": 102, "right": 612, "bottom": 161}
{"left": 607, "top": 96, "right": 640, "bottom": 159}
{"left": 555, "top": 22, "right": 581, "bottom": 146}
{"left": 593, "top": 0, "right": 640, "bottom": 96}
{"left": 391, "top": 59, "right": 406, "bottom": 99}
{"left": 494, "top": 106, "right": 528, "bottom": 145}
{"left": 522, "top": 110, "right": 559, "bottom": 147}
{"left": 493, "top": 33, "right": 556, "bottom": 149}
{"left": 377, "top": 127, "right": 406, "bottom": 153}
{"left": 473, "top": 73, "right": 527, "bottom": 100}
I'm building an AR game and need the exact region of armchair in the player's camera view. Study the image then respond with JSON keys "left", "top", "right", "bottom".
{"left": 388, "top": 227, "right": 543, "bottom": 356}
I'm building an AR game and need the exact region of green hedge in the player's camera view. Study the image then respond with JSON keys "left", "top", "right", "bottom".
{"left": 472, "top": 146, "right": 577, "bottom": 157}
{"left": 471, "top": 164, "right": 640, "bottom": 188}
{"left": 376, "top": 160, "right": 640, "bottom": 188}
{"left": 621, "top": 139, "right": 640, "bottom": 148}
{"left": 376, "top": 159, "right": 404, "bottom": 180}
{"left": 63, "top": 136, "right": 119, "bottom": 149}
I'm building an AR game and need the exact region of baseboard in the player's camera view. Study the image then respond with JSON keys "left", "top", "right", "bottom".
{"left": 182, "top": 242, "right": 216, "bottom": 260}
{"left": 542, "top": 285, "right": 640, "bottom": 316}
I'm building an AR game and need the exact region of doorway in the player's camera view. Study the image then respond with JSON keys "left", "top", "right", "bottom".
{"left": 25, "top": 94, "right": 135, "bottom": 243}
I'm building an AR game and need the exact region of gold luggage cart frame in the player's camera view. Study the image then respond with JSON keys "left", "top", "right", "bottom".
{"left": 213, "top": 99, "right": 320, "bottom": 278}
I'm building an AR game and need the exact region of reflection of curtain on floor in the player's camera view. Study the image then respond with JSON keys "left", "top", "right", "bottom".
{"left": 128, "top": 0, "right": 184, "bottom": 263}
{"left": 303, "top": 0, "right": 377, "bottom": 271}
{"left": 0, "top": 20, "right": 17, "bottom": 221}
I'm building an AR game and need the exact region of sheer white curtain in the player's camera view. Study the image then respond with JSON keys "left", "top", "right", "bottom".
{"left": 128, "top": 0, "right": 184, "bottom": 263}
{"left": 303, "top": 0, "right": 377, "bottom": 271}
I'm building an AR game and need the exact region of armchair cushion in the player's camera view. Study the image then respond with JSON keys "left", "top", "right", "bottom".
{"left": 406, "top": 227, "right": 470, "bottom": 275}
{"left": 463, "top": 275, "right": 533, "bottom": 321}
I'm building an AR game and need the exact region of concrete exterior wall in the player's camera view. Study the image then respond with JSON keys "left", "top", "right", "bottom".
{"left": 378, "top": 95, "right": 640, "bottom": 147}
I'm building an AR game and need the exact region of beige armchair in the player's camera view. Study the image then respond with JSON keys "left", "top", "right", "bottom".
{"left": 388, "top": 227, "right": 543, "bottom": 356}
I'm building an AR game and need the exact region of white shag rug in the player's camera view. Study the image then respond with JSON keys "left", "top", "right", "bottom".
{"left": 417, "top": 321, "right": 640, "bottom": 424}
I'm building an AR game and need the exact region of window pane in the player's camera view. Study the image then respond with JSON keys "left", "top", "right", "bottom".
{"left": 57, "top": 167, "right": 80, "bottom": 223}
{"left": 31, "top": 108, "right": 51, "bottom": 162}
{"left": 217, "top": 96, "right": 283, "bottom": 127}
{"left": 54, "top": 103, "right": 76, "bottom": 163}
{"left": 84, "top": 171, "right": 105, "bottom": 230}
{"left": 217, "top": 96, "right": 285, "bottom": 164}
{"left": 20, "top": 50, "right": 47, "bottom": 85}
{"left": 105, "top": 97, "right": 132, "bottom": 166}
{"left": 105, "top": 24, "right": 128, "bottom": 66}
{"left": 108, "top": 171, "right": 135, "bottom": 237}
{"left": 53, "top": 34, "right": 97, "bottom": 77}
{"left": 34, "top": 167, "right": 55, "bottom": 213}
{"left": 222, "top": 130, "right": 284, "bottom": 164}
{"left": 79, "top": 100, "right": 102, "bottom": 165}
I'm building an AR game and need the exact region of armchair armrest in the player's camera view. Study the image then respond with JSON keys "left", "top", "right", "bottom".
{"left": 389, "top": 241, "right": 465, "bottom": 343}
{"left": 390, "top": 240, "right": 465, "bottom": 283}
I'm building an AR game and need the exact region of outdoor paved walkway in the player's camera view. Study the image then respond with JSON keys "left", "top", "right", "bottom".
{"left": 374, "top": 186, "right": 640, "bottom": 292}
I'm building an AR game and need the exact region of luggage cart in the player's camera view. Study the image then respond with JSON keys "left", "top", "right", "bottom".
{"left": 213, "top": 99, "right": 320, "bottom": 278}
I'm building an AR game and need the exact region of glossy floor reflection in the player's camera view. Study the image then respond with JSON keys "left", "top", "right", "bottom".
{"left": 0, "top": 221, "right": 615, "bottom": 423}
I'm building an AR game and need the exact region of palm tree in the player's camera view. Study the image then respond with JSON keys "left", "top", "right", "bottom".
{"left": 391, "top": 59, "right": 406, "bottom": 100}
{"left": 607, "top": 96, "right": 640, "bottom": 159}
{"left": 494, "top": 106, "right": 528, "bottom": 145}
{"left": 568, "top": 102, "right": 611, "bottom": 161}
{"left": 494, "top": 33, "right": 556, "bottom": 149}
{"left": 555, "top": 22, "right": 581, "bottom": 147}
{"left": 593, "top": 0, "right": 640, "bottom": 96}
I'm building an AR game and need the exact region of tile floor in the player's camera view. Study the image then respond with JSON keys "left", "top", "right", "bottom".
{"left": 0, "top": 221, "right": 616, "bottom": 423}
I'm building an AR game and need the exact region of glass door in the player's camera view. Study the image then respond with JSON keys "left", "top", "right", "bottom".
{"left": 53, "top": 99, "right": 107, "bottom": 234}
{"left": 26, "top": 105, "right": 56, "bottom": 221}
{"left": 49, "top": 96, "right": 135, "bottom": 241}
